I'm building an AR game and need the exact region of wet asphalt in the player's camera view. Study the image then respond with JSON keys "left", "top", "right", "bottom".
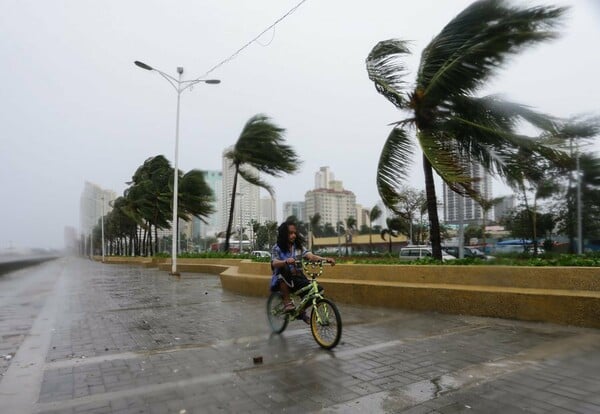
{"left": 0, "top": 257, "right": 599, "bottom": 414}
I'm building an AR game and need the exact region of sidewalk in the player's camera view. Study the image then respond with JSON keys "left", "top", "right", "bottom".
{"left": 1, "top": 257, "right": 599, "bottom": 413}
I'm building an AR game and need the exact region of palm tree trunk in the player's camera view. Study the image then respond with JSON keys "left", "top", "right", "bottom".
{"left": 423, "top": 155, "right": 442, "bottom": 260}
{"left": 154, "top": 226, "right": 158, "bottom": 255}
{"left": 224, "top": 164, "right": 240, "bottom": 252}
{"left": 520, "top": 184, "right": 534, "bottom": 253}
{"left": 369, "top": 230, "right": 373, "bottom": 256}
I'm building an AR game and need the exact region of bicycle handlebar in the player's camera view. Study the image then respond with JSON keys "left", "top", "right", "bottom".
{"left": 302, "top": 260, "right": 332, "bottom": 278}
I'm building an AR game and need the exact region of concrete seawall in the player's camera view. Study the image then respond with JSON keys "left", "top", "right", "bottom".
{"left": 0, "top": 256, "right": 59, "bottom": 275}
{"left": 101, "top": 257, "right": 600, "bottom": 329}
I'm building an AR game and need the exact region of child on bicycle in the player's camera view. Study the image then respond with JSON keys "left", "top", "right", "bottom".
{"left": 270, "top": 219, "right": 335, "bottom": 323}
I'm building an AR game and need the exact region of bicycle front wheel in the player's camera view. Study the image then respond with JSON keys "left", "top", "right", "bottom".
{"left": 267, "top": 292, "right": 289, "bottom": 334}
{"left": 310, "top": 298, "right": 342, "bottom": 349}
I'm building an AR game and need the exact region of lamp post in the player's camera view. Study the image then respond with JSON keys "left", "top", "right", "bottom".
{"left": 134, "top": 60, "right": 220, "bottom": 275}
{"left": 576, "top": 143, "right": 583, "bottom": 255}
{"left": 101, "top": 196, "right": 105, "bottom": 262}
{"left": 336, "top": 195, "right": 342, "bottom": 256}
{"left": 236, "top": 192, "right": 243, "bottom": 253}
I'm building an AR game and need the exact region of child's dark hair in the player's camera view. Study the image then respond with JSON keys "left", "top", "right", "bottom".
{"left": 276, "top": 219, "right": 305, "bottom": 252}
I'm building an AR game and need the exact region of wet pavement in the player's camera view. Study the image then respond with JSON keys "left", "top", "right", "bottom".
{"left": 1, "top": 257, "right": 599, "bottom": 413}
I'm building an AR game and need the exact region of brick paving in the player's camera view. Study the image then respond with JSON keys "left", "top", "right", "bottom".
{"left": 0, "top": 257, "right": 599, "bottom": 413}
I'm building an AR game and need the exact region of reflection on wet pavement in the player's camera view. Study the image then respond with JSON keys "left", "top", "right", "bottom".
{"left": 1, "top": 257, "right": 599, "bottom": 413}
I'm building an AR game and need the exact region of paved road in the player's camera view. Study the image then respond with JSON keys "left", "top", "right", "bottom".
{"left": 0, "top": 257, "right": 599, "bottom": 414}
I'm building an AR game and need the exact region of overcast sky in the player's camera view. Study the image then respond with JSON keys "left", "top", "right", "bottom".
{"left": 1, "top": 0, "right": 599, "bottom": 250}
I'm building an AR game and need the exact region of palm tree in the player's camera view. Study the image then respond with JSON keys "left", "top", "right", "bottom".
{"left": 223, "top": 114, "right": 300, "bottom": 252}
{"left": 345, "top": 216, "right": 356, "bottom": 255}
{"left": 177, "top": 169, "right": 215, "bottom": 237}
{"left": 477, "top": 195, "right": 505, "bottom": 245}
{"left": 309, "top": 213, "right": 322, "bottom": 249}
{"left": 366, "top": 0, "right": 568, "bottom": 259}
{"left": 368, "top": 205, "right": 382, "bottom": 255}
{"left": 380, "top": 217, "right": 403, "bottom": 254}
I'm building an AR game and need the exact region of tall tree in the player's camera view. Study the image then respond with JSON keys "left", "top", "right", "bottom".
{"left": 345, "top": 216, "right": 356, "bottom": 255}
{"left": 366, "top": 0, "right": 569, "bottom": 259}
{"left": 368, "top": 205, "right": 382, "bottom": 255}
{"left": 223, "top": 114, "right": 300, "bottom": 252}
{"left": 380, "top": 216, "right": 404, "bottom": 254}
{"left": 396, "top": 186, "right": 426, "bottom": 244}
{"left": 309, "top": 213, "right": 322, "bottom": 248}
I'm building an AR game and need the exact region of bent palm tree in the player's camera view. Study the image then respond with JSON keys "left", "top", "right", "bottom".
{"left": 368, "top": 205, "right": 382, "bottom": 255}
{"left": 224, "top": 114, "right": 301, "bottom": 252}
{"left": 366, "top": 0, "right": 568, "bottom": 259}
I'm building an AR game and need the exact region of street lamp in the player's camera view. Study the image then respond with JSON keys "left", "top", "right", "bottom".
{"left": 134, "top": 60, "right": 220, "bottom": 275}
{"left": 101, "top": 196, "right": 105, "bottom": 262}
{"left": 236, "top": 192, "right": 243, "bottom": 253}
{"left": 336, "top": 195, "right": 342, "bottom": 256}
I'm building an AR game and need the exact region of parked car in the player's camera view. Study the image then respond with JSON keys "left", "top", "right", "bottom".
{"left": 251, "top": 250, "right": 271, "bottom": 258}
{"left": 399, "top": 246, "right": 456, "bottom": 262}
{"left": 442, "top": 246, "right": 493, "bottom": 260}
{"left": 525, "top": 246, "right": 545, "bottom": 255}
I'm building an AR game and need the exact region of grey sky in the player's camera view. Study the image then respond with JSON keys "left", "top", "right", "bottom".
{"left": 1, "top": 0, "right": 598, "bottom": 250}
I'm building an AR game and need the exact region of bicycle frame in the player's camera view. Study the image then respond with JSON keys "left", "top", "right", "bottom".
{"left": 287, "top": 261, "right": 326, "bottom": 322}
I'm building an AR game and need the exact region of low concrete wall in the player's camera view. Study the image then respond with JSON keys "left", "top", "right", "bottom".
{"left": 98, "top": 257, "right": 600, "bottom": 328}
{"left": 220, "top": 261, "right": 600, "bottom": 329}
{"left": 0, "top": 256, "right": 59, "bottom": 275}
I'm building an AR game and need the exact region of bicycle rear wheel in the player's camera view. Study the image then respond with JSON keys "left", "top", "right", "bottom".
{"left": 310, "top": 298, "right": 342, "bottom": 349}
{"left": 267, "top": 292, "right": 289, "bottom": 334}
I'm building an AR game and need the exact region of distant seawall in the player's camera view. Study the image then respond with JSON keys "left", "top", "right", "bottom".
{"left": 0, "top": 256, "right": 60, "bottom": 275}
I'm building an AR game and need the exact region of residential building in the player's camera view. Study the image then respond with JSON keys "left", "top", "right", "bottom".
{"left": 305, "top": 188, "right": 356, "bottom": 229}
{"left": 261, "top": 196, "right": 277, "bottom": 223}
{"left": 221, "top": 148, "right": 260, "bottom": 239}
{"left": 355, "top": 204, "right": 369, "bottom": 229}
{"left": 192, "top": 170, "right": 222, "bottom": 240}
{"left": 79, "top": 181, "right": 116, "bottom": 236}
{"left": 314, "top": 166, "right": 334, "bottom": 189}
{"left": 494, "top": 195, "right": 517, "bottom": 222}
{"left": 282, "top": 201, "right": 306, "bottom": 222}
{"left": 442, "top": 163, "right": 492, "bottom": 225}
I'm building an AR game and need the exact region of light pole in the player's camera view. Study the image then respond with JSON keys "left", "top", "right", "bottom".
{"left": 336, "top": 195, "right": 341, "bottom": 256}
{"left": 134, "top": 60, "right": 220, "bottom": 275}
{"left": 101, "top": 196, "right": 105, "bottom": 262}
{"left": 576, "top": 142, "right": 583, "bottom": 254}
{"left": 236, "top": 192, "right": 243, "bottom": 253}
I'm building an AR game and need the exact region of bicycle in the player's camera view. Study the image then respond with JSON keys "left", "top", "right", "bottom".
{"left": 266, "top": 260, "right": 342, "bottom": 349}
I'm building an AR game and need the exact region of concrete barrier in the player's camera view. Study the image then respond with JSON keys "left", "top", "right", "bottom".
{"left": 0, "top": 256, "right": 59, "bottom": 275}
{"left": 219, "top": 261, "right": 600, "bottom": 329}
{"left": 97, "top": 257, "right": 600, "bottom": 328}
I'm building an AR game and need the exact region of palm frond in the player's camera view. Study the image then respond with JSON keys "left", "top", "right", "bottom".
{"left": 439, "top": 95, "right": 572, "bottom": 176}
{"left": 418, "top": 131, "right": 480, "bottom": 199}
{"left": 234, "top": 114, "right": 301, "bottom": 176}
{"left": 366, "top": 39, "right": 412, "bottom": 110}
{"left": 238, "top": 166, "right": 275, "bottom": 196}
{"left": 419, "top": 0, "right": 566, "bottom": 106}
{"left": 376, "top": 126, "right": 415, "bottom": 211}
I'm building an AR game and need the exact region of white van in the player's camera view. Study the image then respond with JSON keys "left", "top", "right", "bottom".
{"left": 399, "top": 246, "right": 456, "bottom": 262}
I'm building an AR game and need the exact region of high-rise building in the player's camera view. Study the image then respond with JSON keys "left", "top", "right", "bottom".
{"left": 192, "top": 170, "right": 223, "bottom": 240}
{"left": 282, "top": 201, "right": 306, "bottom": 222}
{"left": 494, "top": 195, "right": 517, "bottom": 222}
{"left": 354, "top": 204, "right": 369, "bottom": 229}
{"left": 260, "top": 196, "right": 277, "bottom": 223}
{"left": 305, "top": 188, "right": 356, "bottom": 228}
{"left": 221, "top": 148, "right": 260, "bottom": 239}
{"left": 314, "top": 166, "right": 334, "bottom": 190}
{"left": 442, "top": 163, "right": 492, "bottom": 225}
{"left": 79, "top": 181, "right": 116, "bottom": 236}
